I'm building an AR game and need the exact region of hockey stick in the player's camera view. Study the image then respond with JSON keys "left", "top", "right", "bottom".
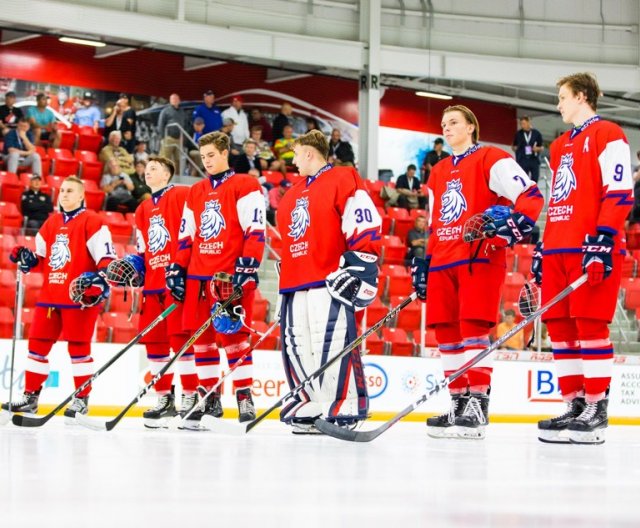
{"left": 203, "top": 292, "right": 418, "bottom": 435}
{"left": 76, "top": 288, "right": 242, "bottom": 431}
{"left": 168, "top": 313, "right": 281, "bottom": 429}
{"left": 314, "top": 273, "right": 588, "bottom": 442}
{"left": 11, "top": 304, "right": 178, "bottom": 427}
{"left": 0, "top": 271, "right": 24, "bottom": 427}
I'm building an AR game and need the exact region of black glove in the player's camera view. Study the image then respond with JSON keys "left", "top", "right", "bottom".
{"left": 165, "top": 263, "right": 186, "bottom": 302}
{"left": 411, "top": 257, "right": 429, "bottom": 301}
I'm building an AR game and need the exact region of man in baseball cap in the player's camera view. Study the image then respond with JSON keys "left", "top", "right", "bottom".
{"left": 192, "top": 89, "right": 222, "bottom": 133}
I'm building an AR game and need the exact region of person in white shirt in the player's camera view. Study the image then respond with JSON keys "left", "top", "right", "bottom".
{"left": 221, "top": 96, "right": 250, "bottom": 146}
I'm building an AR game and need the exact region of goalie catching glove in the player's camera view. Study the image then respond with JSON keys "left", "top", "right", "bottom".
{"left": 325, "top": 251, "right": 378, "bottom": 311}
{"left": 10, "top": 246, "right": 39, "bottom": 274}
{"left": 482, "top": 205, "right": 534, "bottom": 248}
{"left": 69, "top": 271, "right": 110, "bottom": 307}
{"left": 582, "top": 232, "right": 614, "bottom": 286}
{"left": 106, "top": 254, "right": 146, "bottom": 287}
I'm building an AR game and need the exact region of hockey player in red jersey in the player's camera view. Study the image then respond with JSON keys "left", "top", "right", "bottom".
{"left": 107, "top": 156, "right": 199, "bottom": 428}
{"left": 276, "top": 130, "right": 381, "bottom": 434}
{"left": 411, "top": 105, "right": 543, "bottom": 439}
{"left": 534, "top": 73, "right": 632, "bottom": 445}
{"left": 170, "top": 131, "right": 266, "bottom": 427}
{"left": 2, "top": 177, "right": 115, "bottom": 421}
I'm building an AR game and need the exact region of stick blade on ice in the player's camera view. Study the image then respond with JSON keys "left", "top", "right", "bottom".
{"left": 314, "top": 418, "right": 376, "bottom": 442}
{"left": 200, "top": 415, "right": 249, "bottom": 435}
{"left": 74, "top": 413, "right": 109, "bottom": 431}
{"left": 11, "top": 413, "right": 47, "bottom": 427}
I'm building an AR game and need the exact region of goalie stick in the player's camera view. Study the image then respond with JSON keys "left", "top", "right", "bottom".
{"left": 76, "top": 287, "right": 243, "bottom": 431}
{"left": 314, "top": 273, "right": 588, "bottom": 442}
{"left": 202, "top": 292, "right": 418, "bottom": 435}
{"left": 168, "top": 314, "right": 281, "bottom": 429}
{"left": 8, "top": 304, "right": 178, "bottom": 428}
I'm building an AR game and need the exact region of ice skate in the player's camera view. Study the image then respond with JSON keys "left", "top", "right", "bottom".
{"left": 537, "top": 397, "right": 586, "bottom": 444}
{"left": 236, "top": 388, "right": 256, "bottom": 423}
{"left": 568, "top": 398, "right": 608, "bottom": 445}
{"left": 64, "top": 396, "right": 89, "bottom": 425}
{"left": 182, "top": 389, "right": 222, "bottom": 431}
{"left": 291, "top": 417, "right": 323, "bottom": 435}
{"left": 143, "top": 392, "right": 178, "bottom": 429}
{"left": 454, "top": 392, "right": 489, "bottom": 439}
{"left": 426, "top": 392, "right": 469, "bottom": 439}
{"left": 1, "top": 389, "right": 41, "bottom": 415}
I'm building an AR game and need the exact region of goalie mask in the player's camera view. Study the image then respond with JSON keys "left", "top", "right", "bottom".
{"left": 69, "top": 272, "right": 110, "bottom": 308}
{"left": 106, "top": 254, "right": 145, "bottom": 288}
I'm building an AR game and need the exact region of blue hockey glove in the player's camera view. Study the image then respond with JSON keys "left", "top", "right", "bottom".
{"left": 582, "top": 232, "right": 614, "bottom": 286}
{"left": 211, "top": 301, "right": 243, "bottom": 334}
{"left": 411, "top": 256, "right": 430, "bottom": 301}
{"left": 165, "top": 263, "right": 186, "bottom": 302}
{"left": 530, "top": 242, "right": 543, "bottom": 285}
{"left": 69, "top": 271, "right": 110, "bottom": 307}
{"left": 233, "top": 256, "right": 260, "bottom": 290}
{"left": 106, "top": 254, "right": 146, "bottom": 287}
{"left": 325, "top": 251, "right": 379, "bottom": 311}
{"left": 10, "top": 246, "right": 39, "bottom": 274}
{"left": 482, "top": 205, "right": 534, "bottom": 248}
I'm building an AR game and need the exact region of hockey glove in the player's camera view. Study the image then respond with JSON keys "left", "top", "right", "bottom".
{"left": 165, "top": 263, "right": 186, "bottom": 302}
{"left": 10, "top": 246, "right": 39, "bottom": 274}
{"left": 106, "top": 254, "right": 146, "bottom": 287}
{"left": 582, "top": 232, "right": 614, "bottom": 286}
{"left": 69, "top": 271, "right": 110, "bottom": 307}
{"left": 482, "top": 205, "right": 534, "bottom": 248}
{"left": 325, "top": 251, "right": 378, "bottom": 311}
{"left": 530, "top": 242, "right": 543, "bottom": 285}
{"left": 211, "top": 302, "right": 243, "bottom": 335}
{"left": 411, "top": 256, "right": 430, "bottom": 301}
{"left": 233, "top": 256, "right": 260, "bottom": 290}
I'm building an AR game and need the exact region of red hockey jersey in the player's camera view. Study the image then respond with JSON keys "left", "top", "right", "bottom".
{"left": 135, "top": 185, "right": 189, "bottom": 293}
{"left": 176, "top": 172, "right": 266, "bottom": 278}
{"left": 276, "top": 165, "right": 381, "bottom": 293}
{"left": 544, "top": 116, "right": 632, "bottom": 255}
{"left": 426, "top": 145, "right": 544, "bottom": 270}
{"left": 34, "top": 208, "right": 115, "bottom": 307}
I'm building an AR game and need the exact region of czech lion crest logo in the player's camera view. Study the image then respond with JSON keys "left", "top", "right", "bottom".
{"left": 147, "top": 215, "right": 171, "bottom": 254}
{"left": 551, "top": 153, "right": 577, "bottom": 203}
{"left": 199, "top": 200, "right": 226, "bottom": 240}
{"left": 49, "top": 234, "right": 71, "bottom": 270}
{"left": 288, "top": 197, "right": 310, "bottom": 241}
{"left": 439, "top": 179, "right": 467, "bottom": 225}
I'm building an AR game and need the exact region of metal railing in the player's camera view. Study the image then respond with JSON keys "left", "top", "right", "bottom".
{"left": 163, "top": 123, "right": 206, "bottom": 179}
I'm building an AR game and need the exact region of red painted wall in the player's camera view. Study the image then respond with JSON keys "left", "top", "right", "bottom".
{"left": 0, "top": 34, "right": 516, "bottom": 144}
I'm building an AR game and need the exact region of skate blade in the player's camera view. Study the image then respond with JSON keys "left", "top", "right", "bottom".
{"left": 455, "top": 426, "right": 486, "bottom": 440}
{"left": 64, "top": 414, "right": 84, "bottom": 426}
{"left": 0, "top": 409, "right": 13, "bottom": 426}
{"left": 426, "top": 426, "right": 458, "bottom": 439}
{"left": 143, "top": 417, "right": 175, "bottom": 429}
{"left": 537, "top": 429, "right": 571, "bottom": 444}
{"left": 291, "top": 424, "right": 323, "bottom": 435}
{"left": 568, "top": 428, "right": 606, "bottom": 445}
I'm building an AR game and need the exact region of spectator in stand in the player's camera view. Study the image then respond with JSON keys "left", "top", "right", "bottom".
{"left": 0, "top": 91, "right": 24, "bottom": 136}
{"left": 421, "top": 137, "right": 450, "bottom": 184}
{"left": 21, "top": 174, "right": 53, "bottom": 234}
{"left": 192, "top": 89, "right": 222, "bottom": 134}
{"left": 396, "top": 164, "right": 426, "bottom": 210}
{"left": 73, "top": 91, "right": 101, "bottom": 134}
{"left": 272, "top": 102, "right": 293, "bottom": 140}
{"left": 134, "top": 141, "right": 150, "bottom": 164}
{"left": 48, "top": 89, "right": 76, "bottom": 120}
{"left": 26, "top": 92, "right": 59, "bottom": 147}
{"left": 104, "top": 98, "right": 135, "bottom": 153}
{"left": 222, "top": 95, "right": 250, "bottom": 146}
{"left": 274, "top": 124, "right": 296, "bottom": 167}
{"left": 249, "top": 108, "right": 273, "bottom": 143}
{"left": 328, "top": 128, "right": 355, "bottom": 167}
{"left": 512, "top": 116, "right": 543, "bottom": 183}
{"left": 267, "top": 179, "right": 292, "bottom": 225}
{"left": 406, "top": 215, "right": 427, "bottom": 263}
{"left": 101, "top": 158, "right": 138, "bottom": 213}
{"left": 131, "top": 160, "right": 152, "bottom": 203}
{"left": 188, "top": 117, "right": 206, "bottom": 176}
{"left": 3, "top": 118, "right": 42, "bottom": 176}
{"left": 220, "top": 117, "right": 243, "bottom": 159}
{"left": 99, "top": 130, "right": 135, "bottom": 175}
{"left": 496, "top": 310, "right": 525, "bottom": 351}
{"left": 118, "top": 93, "right": 137, "bottom": 139}
{"left": 158, "top": 93, "right": 188, "bottom": 175}
{"left": 233, "top": 139, "right": 262, "bottom": 176}
{"left": 305, "top": 117, "right": 321, "bottom": 133}
{"left": 250, "top": 125, "right": 285, "bottom": 176}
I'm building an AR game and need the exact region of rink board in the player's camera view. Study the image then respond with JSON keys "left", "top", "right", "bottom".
{"left": 1, "top": 340, "right": 640, "bottom": 422}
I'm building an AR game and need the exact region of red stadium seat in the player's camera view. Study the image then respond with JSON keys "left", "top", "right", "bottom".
{"left": 0, "top": 270, "right": 17, "bottom": 308}
{"left": 621, "top": 255, "right": 636, "bottom": 278}
{"left": 84, "top": 189, "right": 105, "bottom": 211}
{"left": 364, "top": 331, "right": 385, "bottom": 356}
{"left": 423, "top": 328, "right": 438, "bottom": 348}
{"left": 0, "top": 306, "right": 15, "bottom": 338}
{"left": 503, "top": 272, "right": 526, "bottom": 304}
{"left": 46, "top": 175, "right": 65, "bottom": 200}
{"left": 96, "top": 316, "right": 111, "bottom": 342}
{"left": 623, "top": 278, "right": 640, "bottom": 310}
{"left": 23, "top": 272, "right": 43, "bottom": 308}
{"left": 0, "top": 171, "right": 24, "bottom": 206}
{"left": 379, "top": 235, "right": 406, "bottom": 265}
{"left": 365, "top": 297, "right": 389, "bottom": 326}
{"left": 262, "top": 170, "right": 283, "bottom": 186}
{"left": 392, "top": 295, "right": 422, "bottom": 331}
{"left": 52, "top": 158, "right": 80, "bottom": 177}
{"left": 253, "top": 297, "right": 270, "bottom": 322}
{"left": 386, "top": 207, "right": 410, "bottom": 220}
{"left": 505, "top": 248, "right": 516, "bottom": 273}
{"left": 376, "top": 207, "right": 392, "bottom": 235}
{"left": 380, "top": 264, "right": 412, "bottom": 298}
{"left": 99, "top": 211, "right": 133, "bottom": 242}
{"left": 57, "top": 130, "right": 77, "bottom": 151}
{"left": 15, "top": 235, "right": 37, "bottom": 251}
{"left": 74, "top": 150, "right": 98, "bottom": 163}
{"left": 48, "top": 148, "right": 74, "bottom": 160}
{"left": 0, "top": 201, "right": 23, "bottom": 228}
{"left": 382, "top": 327, "right": 414, "bottom": 357}
{"left": 102, "top": 311, "right": 140, "bottom": 343}
{"left": 80, "top": 161, "right": 105, "bottom": 184}
{"left": 409, "top": 208, "right": 427, "bottom": 220}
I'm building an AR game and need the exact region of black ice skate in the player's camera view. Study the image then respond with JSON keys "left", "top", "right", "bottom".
{"left": 143, "top": 392, "right": 178, "bottom": 429}
{"left": 1, "top": 389, "right": 41, "bottom": 414}
{"left": 537, "top": 397, "right": 586, "bottom": 444}
{"left": 236, "top": 388, "right": 256, "bottom": 423}
{"left": 64, "top": 396, "right": 89, "bottom": 425}
{"left": 567, "top": 398, "right": 608, "bottom": 445}
{"left": 426, "top": 392, "right": 469, "bottom": 439}
{"left": 182, "top": 388, "right": 223, "bottom": 430}
{"left": 454, "top": 392, "right": 489, "bottom": 439}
